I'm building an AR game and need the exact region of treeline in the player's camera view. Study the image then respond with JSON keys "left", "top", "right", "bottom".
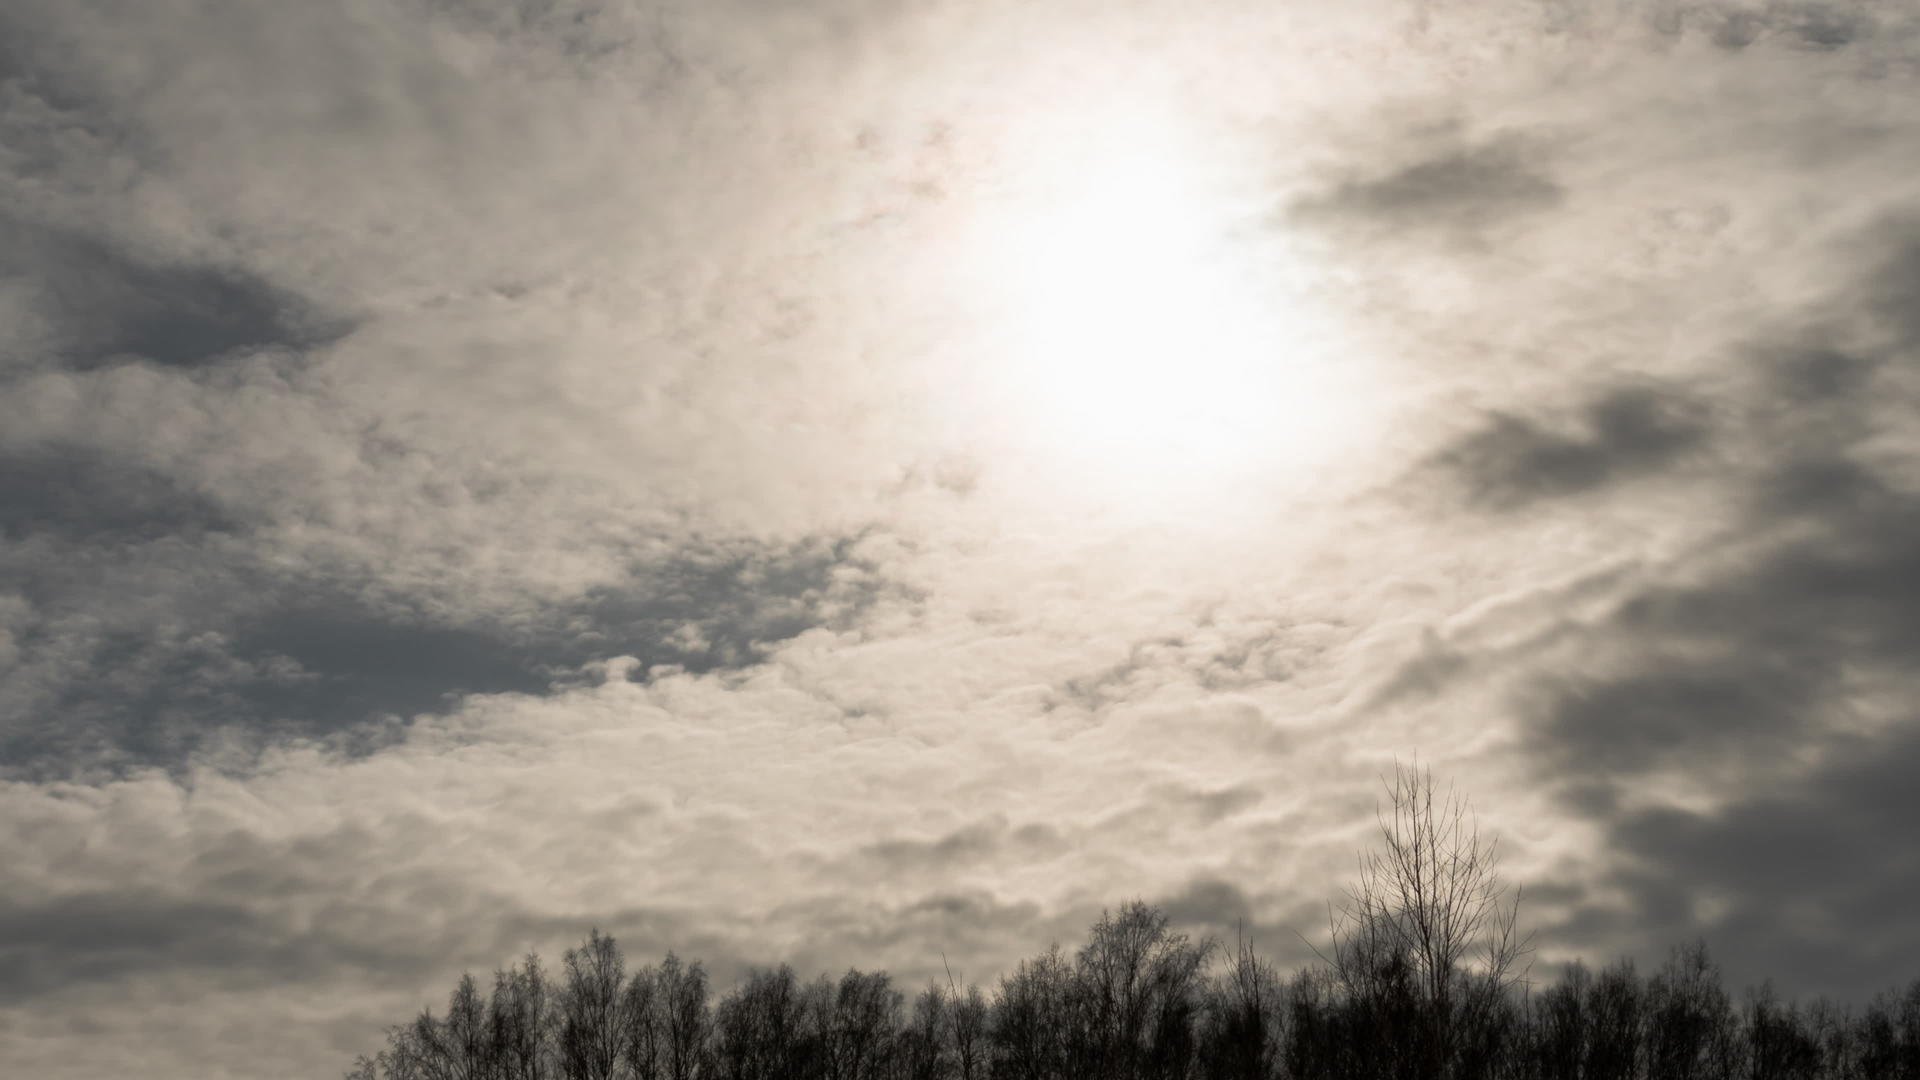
{"left": 346, "top": 908, "right": 1920, "bottom": 1080}
{"left": 346, "top": 769, "right": 1920, "bottom": 1080}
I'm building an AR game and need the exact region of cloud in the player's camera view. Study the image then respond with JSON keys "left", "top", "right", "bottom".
{"left": 1511, "top": 461, "right": 1920, "bottom": 990}
{"left": 6, "top": 1, "right": 1920, "bottom": 1077}
{"left": 1364, "top": 213, "right": 1920, "bottom": 998}
{"left": 0, "top": 891, "right": 388, "bottom": 1006}
{"left": 1529, "top": 656, "right": 1822, "bottom": 776}
{"left": 1291, "top": 133, "right": 1563, "bottom": 238}
{"left": 858, "top": 815, "right": 1067, "bottom": 877}
{"left": 1435, "top": 386, "right": 1710, "bottom": 509}
{"left": 0, "top": 0, "right": 937, "bottom": 780}
{"left": 1548, "top": 724, "right": 1920, "bottom": 999}
{"left": 0, "top": 216, "right": 351, "bottom": 373}
{"left": 0, "top": 625, "right": 1360, "bottom": 1075}
{"left": 1689, "top": 3, "right": 1879, "bottom": 52}
{"left": 0, "top": 528, "right": 912, "bottom": 777}
{"left": 0, "top": 446, "right": 237, "bottom": 544}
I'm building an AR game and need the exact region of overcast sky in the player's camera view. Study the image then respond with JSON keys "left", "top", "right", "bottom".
{"left": 5, "top": 1, "right": 1920, "bottom": 1076}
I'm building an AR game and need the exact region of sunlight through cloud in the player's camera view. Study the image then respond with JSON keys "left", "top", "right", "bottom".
{"left": 953, "top": 87, "right": 1378, "bottom": 517}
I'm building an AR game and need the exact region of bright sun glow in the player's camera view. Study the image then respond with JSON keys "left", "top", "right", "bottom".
{"left": 954, "top": 91, "right": 1372, "bottom": 514}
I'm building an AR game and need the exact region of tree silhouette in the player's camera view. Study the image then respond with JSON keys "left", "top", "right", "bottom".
{"left": 560, "top": 929, "right": 627, "bottom": 1080}
{"left": 1197, "top": 927, "right": 1284, "bottom": 1080}
{"left": 658, "top": 952, "right": 710, "bottom": 1080}
{"left": 1319, "top": 761, "right": 1531, "bottom": 1080}
{"left": 345, "top": 771, "right": 1920, "bottom": 1080}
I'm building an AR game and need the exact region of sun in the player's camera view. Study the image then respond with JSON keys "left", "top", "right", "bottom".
{"left": 950, "top": 92, "right": 1367, "bottom": 512}
{"left": 997, "top": 146, "right": 1273, "bottom": 461}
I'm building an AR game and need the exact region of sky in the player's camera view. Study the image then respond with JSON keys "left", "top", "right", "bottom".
{"left": 3, "top": 0, "right": 1920, "bottom": 1075}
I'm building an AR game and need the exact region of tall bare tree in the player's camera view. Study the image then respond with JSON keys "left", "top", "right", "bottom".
{"left": 713, "top": 965, "right": 811, "bottom": 1080}
{"left": 1645, "top": 940, "right": 1738, "bottom": 1080}
{"left": 493, "top": 953, "right": 554, "bottom": 1080}
{"left": 991, "top": 944, "right": 1071, "bottom": 1080}
{"left": 622, "top": 963, "right": 663, "bottom": 1080}
{"left": 1324, "top": 762, "right": 1532, "bottom": 1079}
{"left": 658, "top": 951, "right": 711, "bottom": 1080}
{"left": 898, "top": 983, "right": 951, "bottom": 1080}
{"left": 816, "top": 968, "right": 900, "bottom": 1080}
{"left": 1199, "top": 926, "right": 1284, "bottom": 1080}
{"left": 1072, "top": 900, "right": 1214, "bottom": 1080}
{"left": 559, "top": 929, "right": 628, "bottom": 1080}
{"left": 948, "top": 979, "right": 988, "bottom": 1080}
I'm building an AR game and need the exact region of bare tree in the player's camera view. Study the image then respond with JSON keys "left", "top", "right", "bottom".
{"left": 1645, "top": 940, "right": 1737, "bottom": 1080}
{"left": 658, "top": 951, "right": 711, "bottom": 1080}
{"left": 1073, "top": 900, "right": 1214, "bottom": 1080}
{"left": 494, "top": 954, "right": 554, "bottom": 1080}
{"left": 943, "top": 964, "right": 988, "bottom": 1080}
{"left": 816, "top": 968, "right": 900, "bottom": 1080}
{"left": 1526, "top": 961, "right": 1590, "bottom": 1080}
{"left": 1583, "top": 959, "right": 1643, "bottom": 1080}
{"left": 898, "top": 983, "right": 951, "bottom": 1080}
{"left": 390, "top": 972, "right": 497, "bottom": 1080}
{"left": 559, "top": 930, "right": 628, "bottom": 1080}
{"left": 1744, "top": 979, "right": 1820, "bottom": 1080}
{"left": 1199, "top": 925, "right": 1284, "bottom": 1080}
{"left": 1857, "top": 978, "right": 1920, "bottom": 1079}
{"left": 622, "top": 963, "right": 663, "bottom": 1080}
{"left": 991, "top": 944, "right": 1071, "bottom": 1080}
{"left": 1324, "top": 762, "right": 1532, "bottom": 1079}
{"left": 713, "top": 965, "right": 812, "bottom": 1080}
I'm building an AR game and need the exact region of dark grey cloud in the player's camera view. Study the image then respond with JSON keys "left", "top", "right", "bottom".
{"left": 0, "top": 19, "right": 144, "bottom": 184}
{"left": 0, "top": 892, "right": 422, "bottom": 1005}
{"left": 1528, "top": 655, "right": 1823, "bottom": 778}
{"left": 0, "top": 217, "right": 350, "bottom": 372}
{"left": 1866, "top": 222, "right": 1920, "bottom": 346}
{"left": 852, "top": 816, "right": 1077, "bottom": 892}
{"left": 1042, "top": 618, "right": 1305, "bottom": 714}
{"left": 1348, "top": 216, "right": 1920, "bottom": 999}
{"left": 858, "top": 816, "right": 1063, "bottom": 876}
{"left": 1436, "top": 386, "right": 1709, "bottom": 509}
{"left": 1291, "top": 135, "right": 1563, "bottom": 235}
{"left": 1046, "top": 634, "right": 1191, "bottom": 713}
{"left": 1156, "top": 876, "right": 1253, "bottom": 933}
{"left": 1173, "top": 782, "right": 1264, "bottom": 826}
{"left": 766, "top": 878, "right": 1319, "bottom": 990}
{"left": 0, "top": 878, "right": 737, "bottom": 1010}
{"left": 245, "top": 605, "right": 549, "bottom": 713}
{"left": 1515, "top": 455, "right": 1920, "bottom": 816}
{"left": 1497, "top": 225, "right": 1920, "bottom": 1000}
{"left": 0, "top": 531, "right": 913, "bottom": 778}
{"left": 1153, "top": 877, "right": 1323, "bottom": 971}
{"left": 0, "top": 449, "right": 238, "bottom": 544}
{"left": 1761, "top": 341, "right": 1879, "bottom": 402}
{"left": 577, "top": 533, "right": 919, "bottom": 678}
{"left": 0, "top": 817, "right": 552, "bottom": 1004}
{"left": 0, "top": 894, "right": 276, "bottom": 1004}
{"left": 1695, "top": 3, "right": 1877, "bottom": 52}
{"left": 771, "top": 889, "right": 1058, "bottom": 985}
{"left": 14, "top": 626, "right": 331, "bottom": 773}
{"left": 1542, "top": 724, "right": 1920, "bottom": 1001}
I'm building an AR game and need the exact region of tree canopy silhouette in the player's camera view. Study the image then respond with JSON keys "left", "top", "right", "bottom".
{"left": 348, "top": 765, "right": 1920, "bottom": 1080}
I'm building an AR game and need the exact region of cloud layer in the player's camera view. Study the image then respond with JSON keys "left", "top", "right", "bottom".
{"left": 5, "top": 1, "right": 1920, "bottom": 1076}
